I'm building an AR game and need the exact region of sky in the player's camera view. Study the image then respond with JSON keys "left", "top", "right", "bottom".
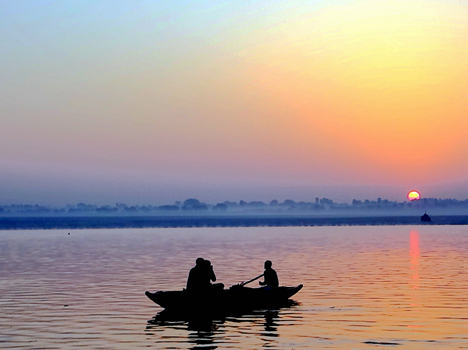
{"left": 1, "top": 0, "right": 467, "bottom": 205}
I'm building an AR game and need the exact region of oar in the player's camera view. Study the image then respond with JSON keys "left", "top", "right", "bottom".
{"left": 241, "top": 274, "right": 264, "bottom": 286}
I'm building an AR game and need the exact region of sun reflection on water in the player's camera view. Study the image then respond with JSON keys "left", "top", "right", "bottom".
{"left": 409, "top": 230, "right": 420, "bottom": 291}
{"left": 408, "top": 229, "right": 422, "bottom": 331}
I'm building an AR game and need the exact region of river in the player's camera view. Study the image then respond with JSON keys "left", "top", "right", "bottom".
{"left": 1, "top": 225, "right": 467, "bottom": 349}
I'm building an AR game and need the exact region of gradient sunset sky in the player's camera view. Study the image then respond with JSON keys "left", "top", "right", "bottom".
{"left": 1, "top": 0, "right": 467, "bottom": 205}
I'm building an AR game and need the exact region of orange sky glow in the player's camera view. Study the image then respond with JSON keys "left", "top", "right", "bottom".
{"left": 0, "top": 0, "right": 467, "bottom": 204}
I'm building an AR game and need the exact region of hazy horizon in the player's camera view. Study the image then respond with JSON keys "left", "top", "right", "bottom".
{"left": 1, "top": 179, "right": 467, "bottom": 207}
{"left": 2, "top": 1, "right": 467, "bottom": 206}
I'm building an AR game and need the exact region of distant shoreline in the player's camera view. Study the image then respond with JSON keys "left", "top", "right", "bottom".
{"left": 1, "top": 215, "right": 468, "bottom": 230}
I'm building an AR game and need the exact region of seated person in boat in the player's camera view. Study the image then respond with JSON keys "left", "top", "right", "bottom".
{"left": 186, "top": 257, "right": 224, "bottom": 292}
{"left": 259, "top": 260, "right": 279, "bottom": 289}
{"left": 186, "top": 257, "right": 206, "bottom": 291}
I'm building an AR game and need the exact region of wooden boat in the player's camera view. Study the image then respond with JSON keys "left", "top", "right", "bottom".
{"left": 145, "top": 284, "right": 303, "bottom": 312}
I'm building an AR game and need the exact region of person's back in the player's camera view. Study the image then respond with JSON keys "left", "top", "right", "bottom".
{"left": 259, "top": 260, "right": 279, "bottom": 288}
{"left": 186, "top": 257, "right": 205, "bottom": 292}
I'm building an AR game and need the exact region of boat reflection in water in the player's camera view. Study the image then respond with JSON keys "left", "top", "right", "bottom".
{"left": 262, "top": 310, "right": 280, "bottom": 336}
{"left": 147, "top": 308, "right": 222, "bottom": 349}
{"left": 146, "top": 300, "right": 299, "bottom": 348}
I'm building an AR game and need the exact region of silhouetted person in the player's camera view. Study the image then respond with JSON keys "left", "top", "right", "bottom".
{"left": 259, "top": 260, "right": 279, "bottom": 289}
{"left": 186, "top": 257, "right": 224, "bottom": 292}
{"left": 186, "top": 257, "right": 206, "bottom": 292}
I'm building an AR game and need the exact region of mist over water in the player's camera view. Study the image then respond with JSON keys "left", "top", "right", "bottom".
{"left": 1, "top": 225, "right": 467, "bottom": 349}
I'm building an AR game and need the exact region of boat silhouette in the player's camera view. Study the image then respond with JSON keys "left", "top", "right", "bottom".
{"left": 421, "top": 212, "right": 431, "bottom": 222}
{"left": 145, "top": 284, "right": 302, "bottom": 315}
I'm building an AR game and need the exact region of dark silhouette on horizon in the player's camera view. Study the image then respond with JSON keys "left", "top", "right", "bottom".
{"left": 2, "top": 197, "right": 468, "bottom": 229}
{"left": 421, "top": 212, "right": 432, "bottom": 222}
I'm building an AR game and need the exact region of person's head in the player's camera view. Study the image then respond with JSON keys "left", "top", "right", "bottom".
{"left": 264, "top": 260, "right": 272, "bottom": 269}
{"left": 204, "top": 259, "right": 211, "bottom": 267}
{"left": 196, "top": 257, "right": 205, "bottom": 266}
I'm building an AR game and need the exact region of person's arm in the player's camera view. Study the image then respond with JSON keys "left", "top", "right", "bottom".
{"left": 209, "top": 266, "right": 216, "bottom": 282}
{"left": 259, "top": 270, "right": 267, "bottom": 285}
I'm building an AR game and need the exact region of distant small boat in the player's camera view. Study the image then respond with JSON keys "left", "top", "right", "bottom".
{"left": 421, "top": 213, "right": 431, "bottom": 222}
{"left": 145, "top": 284, "right": 303, "bottom": 313}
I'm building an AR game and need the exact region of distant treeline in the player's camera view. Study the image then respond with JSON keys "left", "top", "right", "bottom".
{"left": 1, "top": 197, "right": 468, "bottom": 216}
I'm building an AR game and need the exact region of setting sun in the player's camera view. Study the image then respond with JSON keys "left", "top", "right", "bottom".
{"left": 407, "top": 191, "right": 421, "bottom": 201}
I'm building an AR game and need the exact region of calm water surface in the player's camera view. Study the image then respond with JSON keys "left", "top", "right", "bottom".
{"left": 1, "top": 226, "right": 467, "bottom": 349}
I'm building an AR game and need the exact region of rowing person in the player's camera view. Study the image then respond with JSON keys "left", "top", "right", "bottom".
{"left": 259, "top": 260, "right": 279, "bottom": 289}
